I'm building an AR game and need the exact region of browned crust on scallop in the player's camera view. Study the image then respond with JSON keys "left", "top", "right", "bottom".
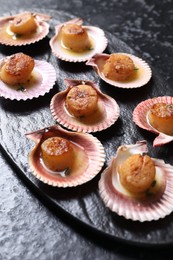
{"left": 102, "top": 53, "right": 136, "bottom": 81}
{"left": 65, "top": 84, "right": 98, "bottom": 117}
{"left": 0, "top": 53, "right": 34, "bottom": 85}
{"left": 119, "top": 154, "right": 156, "bottom": 193}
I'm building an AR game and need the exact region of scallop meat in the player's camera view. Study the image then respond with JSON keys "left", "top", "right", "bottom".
{"left": 0, "top": 53, "right": 56, "bottom": 100}
{"left": 86, "top": 53, "right": 152, "bottom": 89}
{"left": 99, "top": 140, "right": 173, "bottom": 222}
{"left": 49, "top": 18, "right": 108, "bottom": 62}
{"left": 50, "top": 78, "right": 120, "bottom": 133}
{"left": 0, "top": 12, "right": 50, "bottom": 46}
{"left": 26, "top": 124, "right": 105, "bottom": 187}
{"left": 133, "top": 96, "right": 173, "bottom": 147}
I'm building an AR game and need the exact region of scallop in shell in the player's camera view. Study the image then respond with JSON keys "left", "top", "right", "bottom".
{"left": 0, "top": 12, "right": 50, "bottom": 46}
{"left": 0, "top": 54, "right": 56, "bottom": 100}
{"left": 86, "top": 53, "right": 152, "bottom": 89}
{"left": 50, "top": 79, "right": 120, "bottom": 133}
{"left": 99, "top": 140, "right": 173, "bottom": 222}
{"left": 26, "top": 124, "right": 105, "bottom": 187}
{"left": 133, "top": 96, "right": 173, "bottom": 147}
{"left": 49, "top": 18, "right": 108, "bottom": 62}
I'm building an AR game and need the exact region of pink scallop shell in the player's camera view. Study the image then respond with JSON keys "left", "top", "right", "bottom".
{"left": 98, "top": 141, "right": 173, "bottom": 222}
{"left": 0, "top": 59, "right": 56, "bottom": 100}
{"left": 26, "top": 124, "right": 105, "bottom": 187}
{"left": 0, "top": 12, "right": 50, "bottom": 46}
{"left": 86, "top": 53, "right": 152, "bottom": 89}
{"left": 49, "top": 18, "right": 108, "bottom": 62}
{"left": 50, "top": 79, "right": 120, "bottom": 133}
{"left": 133, "top": 96, "right": 173, "bottom": 147}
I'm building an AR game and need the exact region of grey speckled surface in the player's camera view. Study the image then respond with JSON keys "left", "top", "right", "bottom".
{"left": 0, "top": 0, "right": 173, "bottom": 259}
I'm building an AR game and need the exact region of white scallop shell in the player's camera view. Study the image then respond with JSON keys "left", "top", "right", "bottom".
{"left": 133, "top": 96, "right": 173, "bottom": 147}
{"left": 49, "top": 18, "right": 108, "bottom": 62}
{"left": 0, "top": 12, "right": 50, "bottom": 46}
{"left": 26, "top": 125, "right": 105, "bottom": 187}
{"left": 0, "top": 59, "right": 56, "bottom": 100}
{"left": 86, "top": 53, "right": 152, "bottom": 89}
{"left": 50, "top": 79, "right": 120, "bottom": 133}
{"left": 99, "top": 141, "right": 173, "bottom": 222}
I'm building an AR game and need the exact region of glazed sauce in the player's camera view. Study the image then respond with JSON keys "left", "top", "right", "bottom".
{"left": 97, "top": 57, "right": 142, "bottom": 83}
{"left": 40, "top": 142, "right": 89, "bottom": 178}
{"left": 113, "top": 167, "right": 165, "bottom": 202}
{"left": 5, "top": 24, "right": 40, "bottom": 40}
{"left": 7, "top": 70, "right": 41, "bottom": 91}
{"left": 55, "top": 32, "right": 95, "bottom": 58}
{"left": 64, "top": 99, "right": 105, "bottom": 125}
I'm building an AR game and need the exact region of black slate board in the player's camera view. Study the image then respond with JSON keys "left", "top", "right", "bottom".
{"left": 0, "top": 9, "right": 173, "bottom": 247}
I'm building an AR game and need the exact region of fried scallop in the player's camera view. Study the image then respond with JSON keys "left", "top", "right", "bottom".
{"left": 86, "top": 53, "right": 152, "bottom": 89}
{"left": 10, "top": 12, "right": 38, "bottom": 35}
{"left": 148, "top": 103, "right": 173, "bottom": 136}
{"left": 0, "top": 12, "right": 50, "bottom": 46}
{"left": 49, "top": 18, "right": 108, "bottom": 62}
{"left": 50, "top": 79, "right": 120, "bottom": 133}
{"left": 61, "top": 23, "right": 91, "bottom": 52}
{"left": 26, "top": 125, "right": 105, "bottom": 187}
{"left": 133, "top": 96, "right": 173, "bottom": 147}
{"left": 102, "top": 53, "right": 136, "bottom": 81}
{"left": 65, "top": 84, "right": 98, "bottom": 117}
{"left": 98, "top": 141, "right": 173, "bottom": 222}
{"left": 118, "top": 154, "right": 156, "bottom": 193}
{"left": 41, "top": 136, "right": 74, "bottom": 171}
{"left": 0, "top": 52, "right": 34, "bottom": 85}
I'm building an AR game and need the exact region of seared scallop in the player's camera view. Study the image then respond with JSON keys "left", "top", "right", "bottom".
{"left": 99, "top": 141, "right": 173, "bottom": 222}
{"left": 102, "top": 53, "right": 136, "bottom": 81}
{"left": 61, "top": 23, "right": 91, "bottom": 52}
{"left": 0, "top": 12, "right": 50, "bottom": 46}
{"left": 0, "top": 53, "right": 34, "bottom": 85}
{"left": 148, "top": 102, "right": 173, "bottom": 136}
{"left": 133, "top": 96, "right": 173, "bottom": 146}
{"left": 41, "top": 137, "right": 74, "bottom": 171}
{"left": 50, "top": 79, "right": 120, "bottom": 133}
{"left": 0, "top": 54, "right": 56, "bottom": 100}
{"left": 65, "top": 84, "right": 98, "bottom": 117}
{"left": 86, "top": 53, "right": 152, "bottom": 89}
{"left": 10, "top": 12, "right": 38, "bottom": 35}
{"left": 26, "top": 125, "right": 105, "bottom": 187}
{"left": 49, "top": 18, "right": 108, "bottom": 62}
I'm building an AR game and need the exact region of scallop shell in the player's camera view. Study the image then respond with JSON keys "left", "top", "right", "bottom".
{"left": 49, "top": 18, "right": 108, "bottom": 62}
{"left": 133, "top": 96, "right": 173, "bottom": 147}
{"left": 86, "top": 53, "right": 152, "bottom": 89}
{"left": 0, "top": 59, "right": 56, "bottom": 100}
{"left": 98, "top": 140, "right": 173, "bottom": 222}
{"left": 26, "top": 124, "right": 105, "bottom": 187}
{"left": 50, "top": 79, "right": 120, "bottom": 133}
{"left": 0, "top": 12, "right": 50, "bottom": 46}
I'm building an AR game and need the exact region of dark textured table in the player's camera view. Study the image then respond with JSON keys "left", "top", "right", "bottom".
{"left": 0, "top": 0, "right": 173, "bottom": 259}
